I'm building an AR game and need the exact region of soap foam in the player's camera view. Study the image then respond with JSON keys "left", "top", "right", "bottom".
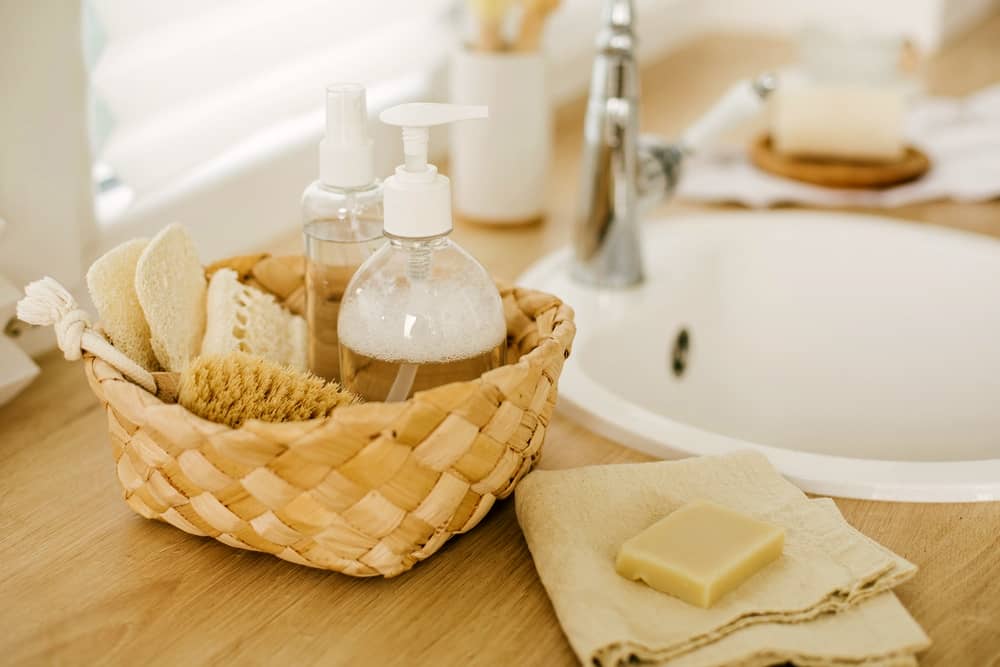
{"left": 338, "top": 272, "right": 506, "bottom": 364}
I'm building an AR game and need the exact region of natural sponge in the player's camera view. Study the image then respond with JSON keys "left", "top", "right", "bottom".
{"left": 201, "top": 268, "right": 307, "bottom": 370}
{"left": 86, "top": 238, "right": 160, "bottom": 371}
{"left": 178, "top": 352, "right": 359, "bottom": 429}
{"left": 135, "top": 224, "right": 206, "bottom": 372}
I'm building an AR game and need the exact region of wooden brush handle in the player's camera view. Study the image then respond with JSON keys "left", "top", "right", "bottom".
{"left": 470, "top": 0, "right": 510, "bottom": 51}
{"left": 514, "top": 0, "right": 559, "bottom": 52}
{"left": 478, "top": 16, "right": 506, "bottom": 51}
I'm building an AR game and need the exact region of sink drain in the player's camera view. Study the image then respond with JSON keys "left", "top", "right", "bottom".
{"left": 671, "top": 328, "right": 690, "bottom": 378}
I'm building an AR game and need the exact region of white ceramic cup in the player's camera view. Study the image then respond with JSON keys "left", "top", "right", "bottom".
{"left": 449, "top": 49, "right": 551, "bottom": 225}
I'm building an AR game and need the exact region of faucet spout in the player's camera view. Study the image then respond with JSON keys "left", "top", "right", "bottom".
{"left": 571, "top": 0, "right": 644, "bottom": 287}
{"left": 572, "top": 0, "right": 776, "bottom": 288}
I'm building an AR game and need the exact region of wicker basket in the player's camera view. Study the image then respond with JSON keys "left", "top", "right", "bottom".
{"left": 82, "top": 255, "right": 575, "bottom": 577}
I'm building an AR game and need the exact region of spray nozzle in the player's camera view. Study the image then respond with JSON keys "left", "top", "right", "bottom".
{"left": 319, "top": 83, "right": 375, "bottom": 188}
{"left": 326, "top": 83, "right": 369, "bottom": 145}
{"left": 380, "top": 103, "right": 488, "bottom": 175}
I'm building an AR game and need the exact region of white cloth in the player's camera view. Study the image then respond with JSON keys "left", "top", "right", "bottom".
{"left": 678, "top": 84, "right": 1000, "bottom": 209}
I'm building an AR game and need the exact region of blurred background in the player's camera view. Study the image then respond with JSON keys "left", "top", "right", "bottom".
{"left": 0, "top": 0, "right": 997, "bottom": 359}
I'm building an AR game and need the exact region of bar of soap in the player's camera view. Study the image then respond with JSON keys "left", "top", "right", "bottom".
{"left": 771, "top": 84, "right": 904, "bottom": 163}
{"left": 615, "top": 500, "right": 784, "bottom": 608}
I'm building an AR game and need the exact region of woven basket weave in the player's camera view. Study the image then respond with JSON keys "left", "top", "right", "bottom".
{"left": 83, "top": 255, "right": 575, "bottom": 577}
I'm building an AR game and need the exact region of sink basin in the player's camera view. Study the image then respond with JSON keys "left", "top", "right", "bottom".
{"left": 521, "top": 211, "right": 1000, "bottom": 502}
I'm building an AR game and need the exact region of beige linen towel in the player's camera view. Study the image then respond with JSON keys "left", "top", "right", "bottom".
{"left": 659, "top": 592, "right": 926, "bottom": 667}
{"left": 514, "top": 451, "right": 929, "bottom": 666}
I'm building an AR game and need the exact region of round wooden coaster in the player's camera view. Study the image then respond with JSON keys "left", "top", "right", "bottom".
{"left": 750, "top": 134, "right": 930, "bottom": 189}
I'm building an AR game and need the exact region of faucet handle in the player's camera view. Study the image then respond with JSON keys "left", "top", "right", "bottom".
{"left": 679, "top": 73, "right": 778, "bottom": 154}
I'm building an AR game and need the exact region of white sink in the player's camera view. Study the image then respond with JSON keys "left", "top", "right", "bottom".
{"left": 521, "top": 211, "right": 1000, "bottom": 502}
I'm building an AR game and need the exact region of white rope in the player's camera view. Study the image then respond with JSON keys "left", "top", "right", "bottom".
{"left": 17, "top": 277, "right": 158, "bottom": 395}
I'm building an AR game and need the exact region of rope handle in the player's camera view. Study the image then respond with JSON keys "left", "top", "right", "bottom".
{"left": 16, "top": 277, "right": 158, "bottom": 395}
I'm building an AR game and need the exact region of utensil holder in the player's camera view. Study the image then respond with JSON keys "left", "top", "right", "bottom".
{"left": 450, "top": 48, "right": 551, "bottom": 225}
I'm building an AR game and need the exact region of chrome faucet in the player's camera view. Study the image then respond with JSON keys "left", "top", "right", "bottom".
{"left": 572, "top": 0, "right": 776, "bottom": 288}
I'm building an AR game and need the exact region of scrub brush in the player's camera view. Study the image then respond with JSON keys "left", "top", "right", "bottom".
{"left": 178, "top": 352, "right": 359, "bottom": 429}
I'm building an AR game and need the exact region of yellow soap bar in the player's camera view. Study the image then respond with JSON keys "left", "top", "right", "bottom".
{"left": 615, "top": 500, "right": 784, "bottom": 608}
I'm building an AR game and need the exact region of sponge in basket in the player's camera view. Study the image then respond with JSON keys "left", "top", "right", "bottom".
{"left": 178, "top": 352, "right": 359, "bottom": 429}
{"left": 201, "top": 268, "right": 307, "bottom": 371}
{"left": 135, "top": 224, "right": 206, "bottom": 372}
{"left": 86, "top": 238, "right": 160, "bottom": 371}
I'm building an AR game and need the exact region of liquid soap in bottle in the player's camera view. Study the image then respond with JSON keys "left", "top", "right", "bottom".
{"left": 338, "top": 103, "right": 507, "bottom": 402}
{"left": 303, "top": 83, "right": 384, "bottom": 382}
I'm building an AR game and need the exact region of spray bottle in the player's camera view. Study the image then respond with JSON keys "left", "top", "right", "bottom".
{"left": 337, "top": 103, "right": 506, "bottom": 402}
{"left": 303, "top": 83, "right": 384, "bottom": 382}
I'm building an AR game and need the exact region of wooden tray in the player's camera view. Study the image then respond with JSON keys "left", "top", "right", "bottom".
{"left": 751, "top": 134, "right": 930, "bottom": 189}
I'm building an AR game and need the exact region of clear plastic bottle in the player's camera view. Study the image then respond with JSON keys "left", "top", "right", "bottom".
{"left": 338, "top": 103, "right": 506, "bottom": 402}
{"left": 303, "top": 84, "right": 383, "bottom": 382}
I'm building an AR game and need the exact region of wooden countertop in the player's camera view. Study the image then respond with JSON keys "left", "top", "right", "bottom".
{"left": 3, "top": 18, "right": 1000, "bottom": 667}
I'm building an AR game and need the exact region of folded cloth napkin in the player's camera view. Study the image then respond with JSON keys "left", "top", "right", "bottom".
{"left": 661, "top": 591, "right": 925, "bottom": 667}
{"left": 514, "top": 451, "right": 930, "bottom": 666}
{"left": 677, "top": 84, "right": 1000, "bottom": 208}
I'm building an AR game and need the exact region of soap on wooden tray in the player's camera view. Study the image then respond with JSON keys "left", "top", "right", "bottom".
{"left": 615, "top": 500, "right": 784, "bottom": 608}
{"left": 770, "top": 84, "right": 905, "bottom": 163}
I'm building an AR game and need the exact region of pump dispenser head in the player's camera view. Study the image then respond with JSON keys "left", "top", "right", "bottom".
{"left": 379, "top": 103, "right": 488, "bottom": 238}
{"left": 319, "top": 83, "right": 375, "bottom": 188}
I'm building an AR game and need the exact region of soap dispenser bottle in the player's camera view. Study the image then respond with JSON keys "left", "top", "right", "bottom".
{"left": 303, "top": 83, "right": 384, "bottom": 382}
{"left": 337, "top": 103, "right": 507, "bottom": 402}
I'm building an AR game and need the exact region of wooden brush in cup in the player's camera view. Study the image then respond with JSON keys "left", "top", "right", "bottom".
{"left": 469, "top": 0, "right": 513, "bottom": 51}
{"left": 514, "top": 0, "right": 560, "bottom": 52}
{"left": 468, "top": 0, "right": 560, "bottom": 52}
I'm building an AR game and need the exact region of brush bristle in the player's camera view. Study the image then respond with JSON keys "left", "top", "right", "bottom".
{"left": 178, "top": 352, "right": 360, "bottom": 429}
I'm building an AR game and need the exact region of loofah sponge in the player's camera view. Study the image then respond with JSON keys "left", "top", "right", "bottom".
{"left": 86, "top": 238, "right": 160, "bottom": 372}
{"left": 201, "top": 268, "right": 307, "bottom": 370}
{"left": 135, "top": 224, "right": 206, "bottom": 372}
{"left": 178, "top": 352, "right": 359, "bottom": 429}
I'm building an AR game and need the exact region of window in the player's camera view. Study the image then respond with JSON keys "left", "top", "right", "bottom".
{"left": 1, "top": 0, "right": 973, "bottom": 295}
{"left": 83, "top": 0, "right": 458, "bottom": 256}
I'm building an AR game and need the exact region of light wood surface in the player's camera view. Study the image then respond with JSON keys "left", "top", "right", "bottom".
{"left": 3, "top": 18, "right": 1000, "bottom": 667}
